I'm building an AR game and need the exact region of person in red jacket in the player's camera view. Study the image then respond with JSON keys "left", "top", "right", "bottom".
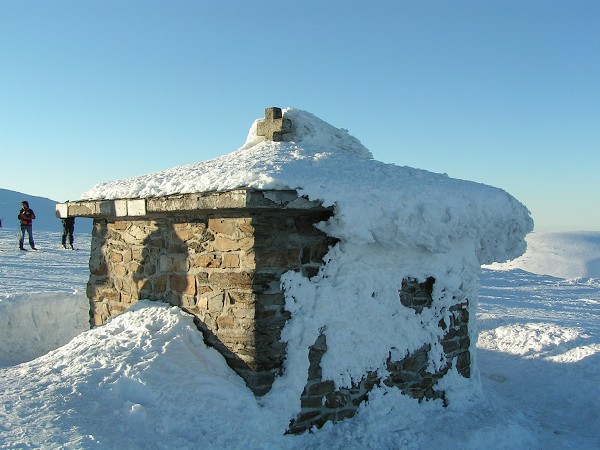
{"left": 18, "top": 200, "right": 37, "bottom": 250}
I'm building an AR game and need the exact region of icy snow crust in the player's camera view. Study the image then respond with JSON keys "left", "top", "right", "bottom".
{"left": 81, "top": 108, "right": 533, "bottom": 402}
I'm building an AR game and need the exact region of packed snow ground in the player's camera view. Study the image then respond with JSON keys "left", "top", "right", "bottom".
{"left": 1, "top": 229, "right": 599, "bottom": 449}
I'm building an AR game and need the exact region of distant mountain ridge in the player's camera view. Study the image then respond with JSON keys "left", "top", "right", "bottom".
{"left": 0, "top": 188, "right": 91, "bottom": 233}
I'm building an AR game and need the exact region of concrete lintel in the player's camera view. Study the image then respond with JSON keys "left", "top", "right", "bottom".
{"left": 147, "top": 190, "right": 250, "bottom": 212}
{"left": 56, "top": 189, "right": 330, "bottom": 219}
{"left": 127, "top": 199, "right": 147, "bottom": 216}
{"left": 98, "top": 201, "right": 116, "bottom": 216}
{"left": 114, "top": 200, "right": 128, "bottom": 217}
{"left": 55, "top": 203, "right": 68, "bottom": 219}
{"left": 112, "top": 199, "right": 146, "bottom": 217}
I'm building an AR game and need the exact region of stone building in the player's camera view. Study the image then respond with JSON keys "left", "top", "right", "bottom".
{"left": 59, "top": 189, "right": 336, "bottom": 398}
{"left": 57, "top": 107, "right": 531, "bottom": 434}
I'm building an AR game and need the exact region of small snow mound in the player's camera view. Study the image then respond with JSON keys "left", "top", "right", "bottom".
{"left": 478, "top": 322, "right": 589, "bottom": 358}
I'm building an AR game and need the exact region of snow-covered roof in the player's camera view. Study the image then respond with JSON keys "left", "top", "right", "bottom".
{"left": 81, "top": 107, "right": 533, "bottom": 265}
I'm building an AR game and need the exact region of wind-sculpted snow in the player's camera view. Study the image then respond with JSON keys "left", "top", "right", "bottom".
{"left": 81, "top": 108, "right": 533, "bottom": 265}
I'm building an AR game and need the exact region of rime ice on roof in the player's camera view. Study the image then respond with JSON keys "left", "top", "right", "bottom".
{"left": 81, "top": 106, "right": 532, "bottom": 265}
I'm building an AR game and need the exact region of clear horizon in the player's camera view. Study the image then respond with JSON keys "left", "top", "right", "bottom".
{"left": 1, "top": 1, "right": 598, "bottom": 232}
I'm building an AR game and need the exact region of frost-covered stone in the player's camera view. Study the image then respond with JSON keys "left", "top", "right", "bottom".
{"left": 67, "top": 107, "right": 533, "bottom": 434}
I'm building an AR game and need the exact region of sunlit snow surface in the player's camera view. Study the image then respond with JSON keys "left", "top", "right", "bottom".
{"left": 0, "top": 230, "right": 91, "bottom": 294}
{"left": 1, "top": 229, "right": 599, "bottom": 449}
{"left": 0, "top": 231, "right": 91, "bottom": 367}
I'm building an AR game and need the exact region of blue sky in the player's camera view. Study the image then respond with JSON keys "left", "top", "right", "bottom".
{"left": 1, "top": 0, "right": 598, "bottom": 232}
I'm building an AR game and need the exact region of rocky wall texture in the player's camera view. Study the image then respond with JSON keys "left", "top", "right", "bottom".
{"left": 85, "top": 204, "right": 472, "bottom": 432}
{"left": 287, "top": 277, "right": 471, "bottom": 434}
{"left": 87, "top": 210, "right": 335, "bottom": 395}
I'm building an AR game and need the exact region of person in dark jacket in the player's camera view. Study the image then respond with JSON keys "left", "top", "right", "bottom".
{"left": 61, "top": 217, "right": 75, "bottom": 249}
{"left": 18, "top": 200, "right": 37, "bottom": 250}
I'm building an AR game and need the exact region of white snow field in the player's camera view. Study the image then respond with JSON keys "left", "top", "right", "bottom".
{"left": 0, "top": 229, "right": 599, "bottom": 449}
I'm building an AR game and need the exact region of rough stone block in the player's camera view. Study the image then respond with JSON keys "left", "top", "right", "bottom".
{"left": 170, "top": 274, "right": 196, "bottom": 295}
{"left": 113, "top": 265, "right": 127, "bottom": 278}
{"left": 207, "top": 293, "right": 225, "bottom": 312}
{"left": 159, "top": 255, "right": 187, "bottom": 273}
{"left": 209, "top": 272, "right": 254, "bottom": 290}
{"left": 213, "top": 235, "right": 253, "bottom": 252}
{"left": 192, "top": 254, "right": 220, "bottom": 268}
{"left": 173, "top": 227, "right": 196, "bottom": 242}
{"left": 208, "top": 218, "right": 248, "bottom": 236}
{"left": 254, "top": 248, "right": 302, "bottom": 268}
{"left": 109, "top": 251, "right": 123, "bottom": 263}
{"left": 221, "top": 253, "right": 240, "bottom": 268}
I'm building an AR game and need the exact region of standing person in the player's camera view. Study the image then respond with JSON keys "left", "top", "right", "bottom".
{"left": 61, "top": 216, "right": 75, "bottom": 250}
{"left": 18, "top": 201, "right": 37, "bottom": 250}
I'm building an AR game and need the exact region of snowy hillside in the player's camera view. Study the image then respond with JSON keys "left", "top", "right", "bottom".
{"left": 1, "top": 229, "right": 599, "bottom": 449}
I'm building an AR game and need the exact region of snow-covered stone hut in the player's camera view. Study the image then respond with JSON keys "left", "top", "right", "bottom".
{"left": 57, "top": 107, "right": 533, "bottom": 434}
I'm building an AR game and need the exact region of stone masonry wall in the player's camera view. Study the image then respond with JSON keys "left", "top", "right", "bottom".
{"left": 73, "top": 188, "right": 473, "bottom": 433}
{"left": 287, "top": 277, "right": 470, "bottom": 434}
{"left": 87, "top": 209, "right": 336, "bottom": 396}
